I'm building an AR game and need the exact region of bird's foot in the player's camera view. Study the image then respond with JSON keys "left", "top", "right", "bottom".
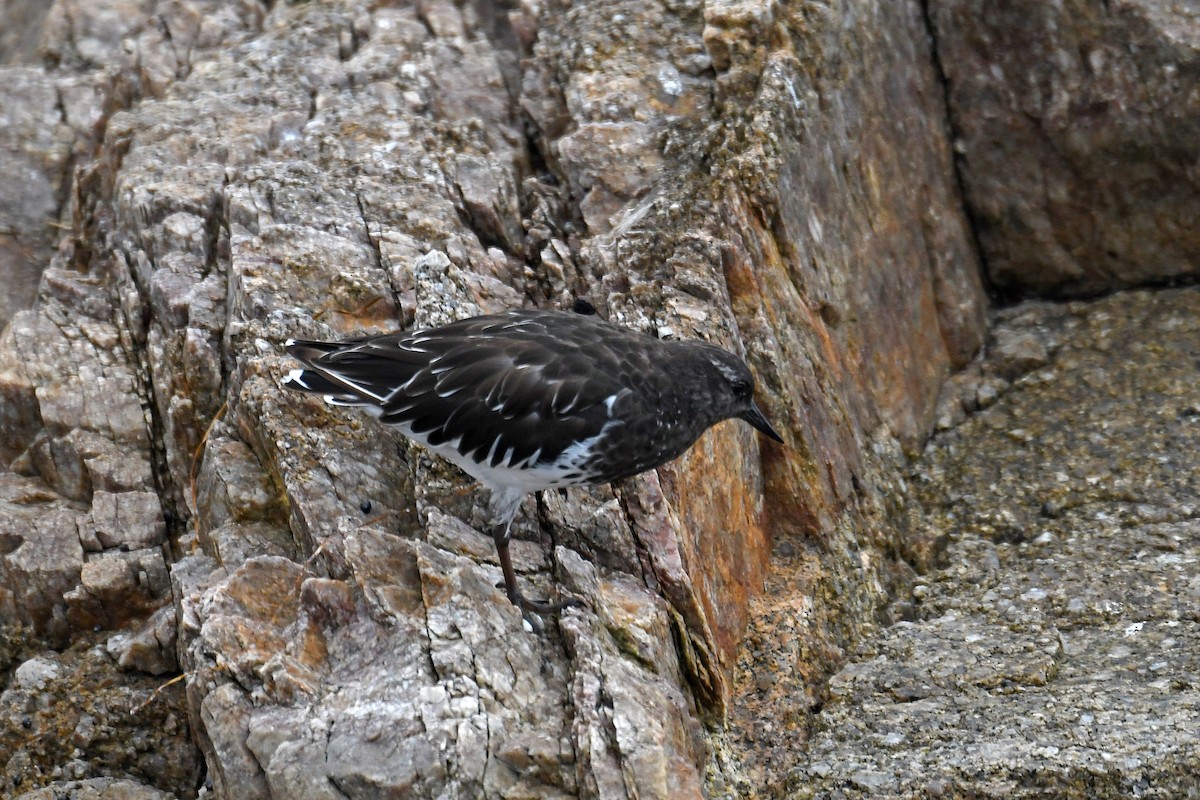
{"left": 491, "top": 525, "right": 584, "bottom": 629}
{"left": 496, "top": 583, "right": 584, "bottom": 632}
{"left": 507, "top": 589, "right": 585, "bottom": 616}
{"left": 495, "top": 581, "right": 585, "bottom": 617}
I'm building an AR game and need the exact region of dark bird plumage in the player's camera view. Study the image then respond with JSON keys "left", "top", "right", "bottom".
{"left": 283, "top": 309, "right": 782, "bottom": 617}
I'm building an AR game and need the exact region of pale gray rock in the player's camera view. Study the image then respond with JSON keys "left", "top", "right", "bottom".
{"left": 12, "top": 655, "right": 61, "bottom": 690}
{"left": 0, "top": 66, "right": 106, "bottom": 330}
{"left": 0, "top": 70, "right": 61, "bottom": 331}
{"left": 0, "top": 471, "right": 87, "bottom": 646}
{"left": 0, "top": 1, "right": 267, "bottom": 793}
{"left": 65, "top": 547, "right": 171, "bottom": 632}
{"left": 2, "top": 281, "right": 155, "bottom": 501}
{"left": 0, "top": 275, "right": 172, "bottom": 644}
{"left": 91, "top": 490, "right": 166, "bottom": 551}
{"left": 193, "top": 430, "right": 297, "bottom": 568}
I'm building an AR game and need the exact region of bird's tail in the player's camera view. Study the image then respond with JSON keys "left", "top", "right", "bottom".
{"left": 282, "top": 339, "right": 376, "bottom": 408}
{"left": 285, "top": 338, "right": 341, "bottom": 364}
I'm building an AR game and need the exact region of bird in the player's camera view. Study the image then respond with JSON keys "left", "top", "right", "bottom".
{"left": 282, "top": 308, "right": 783, "bottom": 618}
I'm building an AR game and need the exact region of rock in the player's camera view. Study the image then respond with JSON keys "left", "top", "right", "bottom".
{"left": 0, "top": 643, "right": 200, "bottom": 797}
{"left": 988, "top": 328, "right": 1050, "bottom": 381}
{"left": 194, "top": 431, "right": 297, "bottom": 568}
{"left": 1, "top": 285, "right": 155, "bottom": 500}
{"left": 0, "top": 0, "right": 986, "bottom": 791}
{"left": 26, "top": 0, "right": 1200, "bottom": 797}
{"left": 13, "top": 777, "right": 176, "bottom": 800}
{"left": 0, "top": 0, "right": 52, "bottom": 64}
{"left": 12, "top": 655, "right": 61, "bottom": 690}
{"left": 930, "top": 0, "right": 1200, "bottom": 295}
{"left": 91, "top": 490, "right": 166, "bottom": 551}
{"left": 0, "top": 471, "right": 87, "bottom": 646}
{"left": 0, "top": 69, "right": 105, "bottom": 331}
{"left": 105, "top": 602, "right": 179, "bottom": 675}
{"left": 557, "top": 122, "right": 667, "bottom": 232}
{"left": 0, "top": 71, "right": 58, "bottom": 331}
{"left": 793, "top": 289, "right": 1200, "bottom": 797}
{"left": 66, "top": 548, "right": 172, "bottom": 631}
{"left": 0, "top": 3, "right": 266, "bottom": 796}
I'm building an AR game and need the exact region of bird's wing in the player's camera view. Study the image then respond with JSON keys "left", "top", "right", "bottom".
{"left": 287, "top": 312, "right": 647, "bottom": 469}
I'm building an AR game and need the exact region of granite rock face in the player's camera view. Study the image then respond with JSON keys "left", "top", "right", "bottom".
{"left": 930, "top": 0, "right": 1200, "bottom": 295}
{"left": 0, "top": 0, "right": 989, "bottom": 797}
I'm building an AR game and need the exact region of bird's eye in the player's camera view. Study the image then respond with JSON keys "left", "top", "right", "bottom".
{"left": 731, "top": 379, "right": 752, "bottom": 398}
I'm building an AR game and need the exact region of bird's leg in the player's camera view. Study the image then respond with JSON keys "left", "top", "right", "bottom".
{"left": 492, "top": 521, "right": 583, "bottom": 616}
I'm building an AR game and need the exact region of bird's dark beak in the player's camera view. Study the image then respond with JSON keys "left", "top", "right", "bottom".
{"left": 741, "top": 400, "right": 784, "bottom": 443}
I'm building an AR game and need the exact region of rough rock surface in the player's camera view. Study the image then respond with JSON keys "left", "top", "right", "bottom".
{"left": 0, "top": 636, "right": 197, "bottom": 795}
{"left": 13, "top": 777, "right": 176, "bottom": 800}
{"left": 0, "top": 0, "right": 1097, "bottom": 797}
{"left": 786, "top": 288, "right": 1200, "bottom": 797}
{"left": 2, "top": 0, "right": 1196, "bottom": 796}
{"left": 930, "top": 0, "right": 1200, "bottom": 295}
{"left": 0, "top": 66, "right": 101, "bottom": 333}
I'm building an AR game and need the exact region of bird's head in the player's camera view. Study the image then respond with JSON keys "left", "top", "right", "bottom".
{"left": 687, "top": 343, "right": 784, "bottom": 443}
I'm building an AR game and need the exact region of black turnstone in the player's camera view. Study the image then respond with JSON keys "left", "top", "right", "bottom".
{"left": 283, "top": 309, "right": 782, "bottom": 616}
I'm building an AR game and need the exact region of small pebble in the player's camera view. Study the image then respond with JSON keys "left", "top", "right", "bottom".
{"left": 976, "top": 382, "right": 1000, "bottom": 408}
